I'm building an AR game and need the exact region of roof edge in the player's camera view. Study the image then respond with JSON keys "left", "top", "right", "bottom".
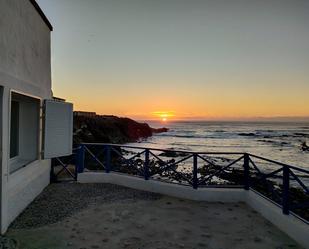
{"left": 28, "top": 0, "right": 53, "bottom": 31}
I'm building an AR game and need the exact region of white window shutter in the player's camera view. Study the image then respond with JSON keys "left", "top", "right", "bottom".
{"left": 43, "top": 100, "right": 73, "bottom": 159}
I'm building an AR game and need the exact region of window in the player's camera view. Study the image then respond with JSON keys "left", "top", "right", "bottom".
{"left": 9, "top": 92, "right": 40, "bottom": 173}
{"left": 10, "top": 101, "right": 19, "bottom": 158}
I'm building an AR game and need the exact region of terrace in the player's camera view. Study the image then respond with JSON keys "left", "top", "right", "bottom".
{"left": 75, "top": 143, "right": 309, "bottom": 219}
{"left": 3, "top": 143, "right": 308, "bottom": 248}
{"left": 5, "top": 183, "right": 303, "bottom": 249}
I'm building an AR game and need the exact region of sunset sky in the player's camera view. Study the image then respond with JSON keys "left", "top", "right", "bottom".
{"left": 37, "top": 0, "right": 309, "bottom": 121}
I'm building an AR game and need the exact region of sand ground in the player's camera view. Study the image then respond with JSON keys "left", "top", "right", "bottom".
{"left": 6, "top": 183, "right": 303, "bottom": 249}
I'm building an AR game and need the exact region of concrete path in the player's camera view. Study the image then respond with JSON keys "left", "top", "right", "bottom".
{"left": 6, "top": 183, "right": 303, "bottom": 249}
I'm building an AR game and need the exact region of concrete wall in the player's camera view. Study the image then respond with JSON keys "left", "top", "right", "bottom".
{"left": 78, "top": 172, "right": 309, "bottom": 249}
{"left": 7, "top": 160, "right": 50, "bottom": 225}
{"left": 78, "top": 172, "right": 247, "bottom": 202}
{"left": 0, "top": 0, "right": 52, "bottom": 233}
{"left": 246, "top": 190, "right": 309, "bottom": 249}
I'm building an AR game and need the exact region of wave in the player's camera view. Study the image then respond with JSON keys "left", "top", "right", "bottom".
{"left": 257, "top": 139, "right": 292, "bottom": 147}
{"left": 155, "top": 133, "right": 200, "bottom": 139}
{"left": 140, "top": 122, "right": 309, "bottom": 170}
{"left": 155, "top": 133, "right": 235, "bottom": 139}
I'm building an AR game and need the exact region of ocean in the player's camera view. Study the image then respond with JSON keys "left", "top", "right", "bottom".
{"left": 128, "top": 121, "right": 309, "bottom": 170}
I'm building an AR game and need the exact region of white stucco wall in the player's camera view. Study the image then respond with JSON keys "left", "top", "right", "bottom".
{"left": 246, "top": 190, "right": 309, "bottom": 249}
{"left": 0, "top": 0, "right": 52, "bottom": 97}
{"left": 7, "top": 160, "right": 50, "bottom": 226}
{"left": 0, "top": 0, "right": 52, "bottom": 233}
{"left": 78, "top": 172, "right": 247, "bottom": 202}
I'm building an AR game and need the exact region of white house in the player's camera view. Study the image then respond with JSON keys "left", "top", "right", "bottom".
{"left": 0, "top": 0, "right": 73, "bottom": 233}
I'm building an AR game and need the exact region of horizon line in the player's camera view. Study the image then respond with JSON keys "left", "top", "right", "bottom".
{"left": 137, "top": 116, "right": 309, "bottom": 123}
{"left": 73, "top": 110, "right": 309, "bottom": 122}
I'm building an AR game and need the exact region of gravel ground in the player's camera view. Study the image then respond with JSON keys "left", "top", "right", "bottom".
{"left": 0, "top": 236, "right": 18, "bottom": 249}
{"left": 10, "top": 183, "right": 161, "bottom": 229}
{"left": 6, "top": 183, "right": 304, "bottom": 249}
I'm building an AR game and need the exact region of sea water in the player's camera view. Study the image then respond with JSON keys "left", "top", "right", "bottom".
{"left": 130, "top": 121, "right": 309, "bottom": 170}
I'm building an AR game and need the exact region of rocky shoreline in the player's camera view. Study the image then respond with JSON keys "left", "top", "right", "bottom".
{"left": 73, "top": 114, "right": 168, "bottom": 145}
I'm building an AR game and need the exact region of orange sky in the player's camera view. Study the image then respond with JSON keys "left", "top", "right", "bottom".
{"left": 58, "top": 72, "right": 309, "bottom": 121}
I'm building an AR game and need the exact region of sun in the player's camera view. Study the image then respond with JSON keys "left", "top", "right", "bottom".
{"left": 152, "top": 111, "right": 175, "bottom": 122}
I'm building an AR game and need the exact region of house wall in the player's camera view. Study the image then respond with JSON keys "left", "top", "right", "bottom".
{"left": 0, "top": 0, "right": 51, "bottom": 98}
{"left": 0, "top": 0, "right": 52, "bottom": 233}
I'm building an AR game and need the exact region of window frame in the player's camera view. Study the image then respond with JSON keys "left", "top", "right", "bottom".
{"left": 9, "top": 90, "right": 42, "bottom": 174}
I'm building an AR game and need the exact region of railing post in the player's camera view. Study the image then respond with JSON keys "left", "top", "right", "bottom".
{"left": 50, "top": 159, "right": 56, "bottom": 182}
{"left": 105, "top": 145, "right": 111, "bottom": 173}
{"left": 73, "top": 153, "right": 78, "bottom": 181}
{"left": 243, "top": 153, "right": 250, "bottom": 190}
{"left": 193, "top": 153, "right": 198, "bottom": 189}
{"left": 282, "top": 166, "right": 290, "bottom": 215}
{"left": 77, "top": 145, "right": 85, "bottom": 173}
{"left": 144, "top": 149, "right": 150, "bottom": 180}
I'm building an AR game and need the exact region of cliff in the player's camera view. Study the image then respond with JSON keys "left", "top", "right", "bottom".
{"left": 73, "top": 114, "right": 168, "bottom": 145}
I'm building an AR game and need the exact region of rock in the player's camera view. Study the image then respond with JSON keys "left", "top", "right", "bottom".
{"left": 177, "top": 243, "right": 185, "bottom": 248}
{"left": 136, "top": 224, "right": 144, "bottom": 229}
{"left": 112, "top": 218, "right": 120, "bottom": 223}
{"left": 288, "top": 244, "right": 297, "bottom": 248}
{"left": 301, "top": 141, "right": 309, "bottom": 151}
{"left": 158, "top": 150, "right": 189, "bottom": 158}
{"left": 254, "top": 236, "right": 262, "bottom": 243}
{"left": 73, "top": 114, "right": 167, "bottom": 144}
{"left": 201, "top": 233, "right": 212, "bottom": 238}
{"left": 238, "top": 133, "right": 256, "bottom": 137}
{"left": 294, "top": 133, "right": 309, "bottom": 138}
{"left": 152, "top": 127, "right": 169, "bottom": 133}
{"left": 197, "top": 242, "right": 208, "bottom": 247}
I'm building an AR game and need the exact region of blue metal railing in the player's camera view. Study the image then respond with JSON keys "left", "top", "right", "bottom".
{"left": 51, "top": 148, "right": 79, "bottom": 182}
{"left": 73, "top": 143, "right": 309, "bottom": 221}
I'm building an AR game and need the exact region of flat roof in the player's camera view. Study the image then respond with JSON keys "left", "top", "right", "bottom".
{"left": 29, "top": 0, "right": 53, "bottom": 31}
